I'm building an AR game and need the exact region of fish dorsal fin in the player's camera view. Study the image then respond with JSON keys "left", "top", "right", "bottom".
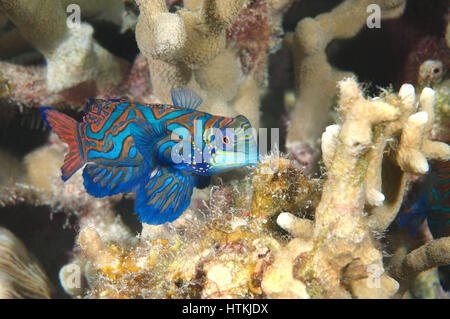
{"left": 135, "top": 166, "right": 197, "bottom": 224}
{"left": 82, "top": 98, "right": 109, "bottom": 123}
{"left": 130, "top": 120, "right": 168, "bottom": 164}
{"left": 171, "top": 87, "right": 203, "bottom": 110}
{"left": 84, "top": 98, "right": 105, "bottom": 114}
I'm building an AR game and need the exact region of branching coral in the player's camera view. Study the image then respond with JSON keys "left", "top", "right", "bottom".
{"left": 5, "top": 78, "right": 443, "bottom": 299}
{"left": 269, "top": 78, "right": 449, "bottom": 298}
{"left": 0, "top": 135, "right": 133, "bottom": 249}
{"left": 66, "top": 165, "right": 319, "bottom": 298}
{"left": 284, "top": 0, "right": 406, "bottom": 162}
{"left": 366, "top": 83, "right": 450, "bottom": 232}
{"left": 0, "top": 0, "right": 124, "bottom": 93}
{"left": 0, "top": 50, "right": 151, "bottom": 111}
{"left": 390, "top": 237, "right": 450, "bottom": 297}
{"left": 135, "top": 0, "right": 245, "bottom": 109}
{"left": 135, "top": 0, "right": 293, "bottom": 128}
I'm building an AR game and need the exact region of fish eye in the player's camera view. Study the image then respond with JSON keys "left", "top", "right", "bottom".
{"left": 223, "top": 136, "right": 230, "bottom": 145}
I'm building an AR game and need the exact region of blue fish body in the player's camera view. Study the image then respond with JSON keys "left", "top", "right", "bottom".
{"left": 41, "top": 88, "right": 258, "bottom": 224}
{"left": 398, "top": 160, "right": 450, "bottom": 290}
{"left": 426, "top": 161, "right": 450, "bottom": 291}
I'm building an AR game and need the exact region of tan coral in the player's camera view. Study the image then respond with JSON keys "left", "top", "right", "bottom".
{"left": 201, "top": 251, "right": 253, "bottom": 298}
{"left": 135, "top": 0, "right": 246, "bottom": 110}
{"left": 78, "top": 227, "right": 123, "bottom": 273}
{"left": 72, "top": 180, "right": 285, "bottom": 299}
{"left": 390, "top": 237, "right": 450, "bottom": 297}
{"left": 366, "top": 85, "right": 450, "bottom": 232}
{"left": 305, "top": 78, "right": 448, "bottom": 298}
{"left": 24, "top": 142, "right": 64, "bottom": 196}
{"left": 266, "top": 78, "right": 449, "bottom": 299}
{"left": 285, "top": 0, "right": 406, "bottom": 152}
{"left": 0, "top": 0, "right": 123, "bottom": 92}
{"left": 0, "top": 150, "right": 25, "bottom": 187}
{"left": 230, "top": 75, "right": 260, "bottom": 128}
{"left": 135, "top": 0, "right": 287, "bottom": 127}
{"left": 0, "top": 227, "right": 51, "bottom": 299}
{"left": 261, "top": 237, "right": 312, "bottom": 298}
{"left": 23, "top": 138, "right": 133, "bottom": 244}
{"left": 277, "top": 212, "right": 313, "bottom": 241}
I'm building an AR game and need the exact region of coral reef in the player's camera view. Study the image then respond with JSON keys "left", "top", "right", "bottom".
{"left": 0, "top": 0, "right": 125, "bottom": 93}
{"left": 294, "top": 78, "right": 448, "bottom": 298}
{"left": 0, "top": 0, "right": 449, "bottom": 300}
{"left": 284, "top": 0, "right": 406, "bottom": 167}
{"left": 60, "top": 77, "right": 450, "bottom": 297}
{"left": 135, "top": 0, "right": 293, "bottom": 128}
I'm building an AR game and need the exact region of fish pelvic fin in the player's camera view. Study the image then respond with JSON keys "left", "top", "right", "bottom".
{"left": 135, "top": 166, "right": 197, "bottom": 224}
{"left": 83, "top": 163, "right": 145, "bottom": 198}
{"left": 40, "top": 107, "right": 85, "bottom": 181}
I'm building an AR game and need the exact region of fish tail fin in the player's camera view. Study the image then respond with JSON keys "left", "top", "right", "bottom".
{"left": 40, "top": 107, "right": 85, "bottom": 181}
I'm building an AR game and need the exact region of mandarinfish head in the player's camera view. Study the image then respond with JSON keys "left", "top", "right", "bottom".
{"left": 169, "top": 115, "right": 259, "bottom": 176}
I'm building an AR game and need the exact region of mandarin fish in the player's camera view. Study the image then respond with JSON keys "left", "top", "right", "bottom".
{"left": 40, "top": 88, "right": 258, "bottom": 225}
{"left": 398, "top": 160, "right": 450, "bottom": 290}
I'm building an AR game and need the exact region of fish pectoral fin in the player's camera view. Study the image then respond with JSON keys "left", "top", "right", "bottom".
{"left": 83, "top": 163, "right": 144, "bottom": 197}
{"left": 135, "top": 166, "right": 197, "bottom": 224}
{"left": 170, "top": 87, "right": 203, "bottom": 110}
{"left": 130, "top": 120, "right": 168, "bottom": 162}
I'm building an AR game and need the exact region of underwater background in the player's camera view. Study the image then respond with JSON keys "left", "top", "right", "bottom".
{"left": 0, "top": 0, "right": 448, "bottom": 299}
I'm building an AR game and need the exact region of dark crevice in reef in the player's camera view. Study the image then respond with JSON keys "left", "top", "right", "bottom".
{"left": 282, "top": 0, "right": 346, "bottom": 32}
{"left": 326, "top": 26, "right": 401, "bottom": 96}
{"left": 114, "top": 197, "right": 142, "bottom": 235}
{"left": 0, "top": 101, "right": 50, "bottom": 158}
{"left": 260, "top": 49, "right": 295, "bottom": 153}
{"left": 0, "top": 204, "right": 77, "bottom": 298}
{"left": 91, "top": 20, "right": 140, "bottom": 63}
{"left": 261, "top": 0, "right": 346, "bottom": 153}
{"left": 327, "top": 0, "right": 449, "bottom": 96}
